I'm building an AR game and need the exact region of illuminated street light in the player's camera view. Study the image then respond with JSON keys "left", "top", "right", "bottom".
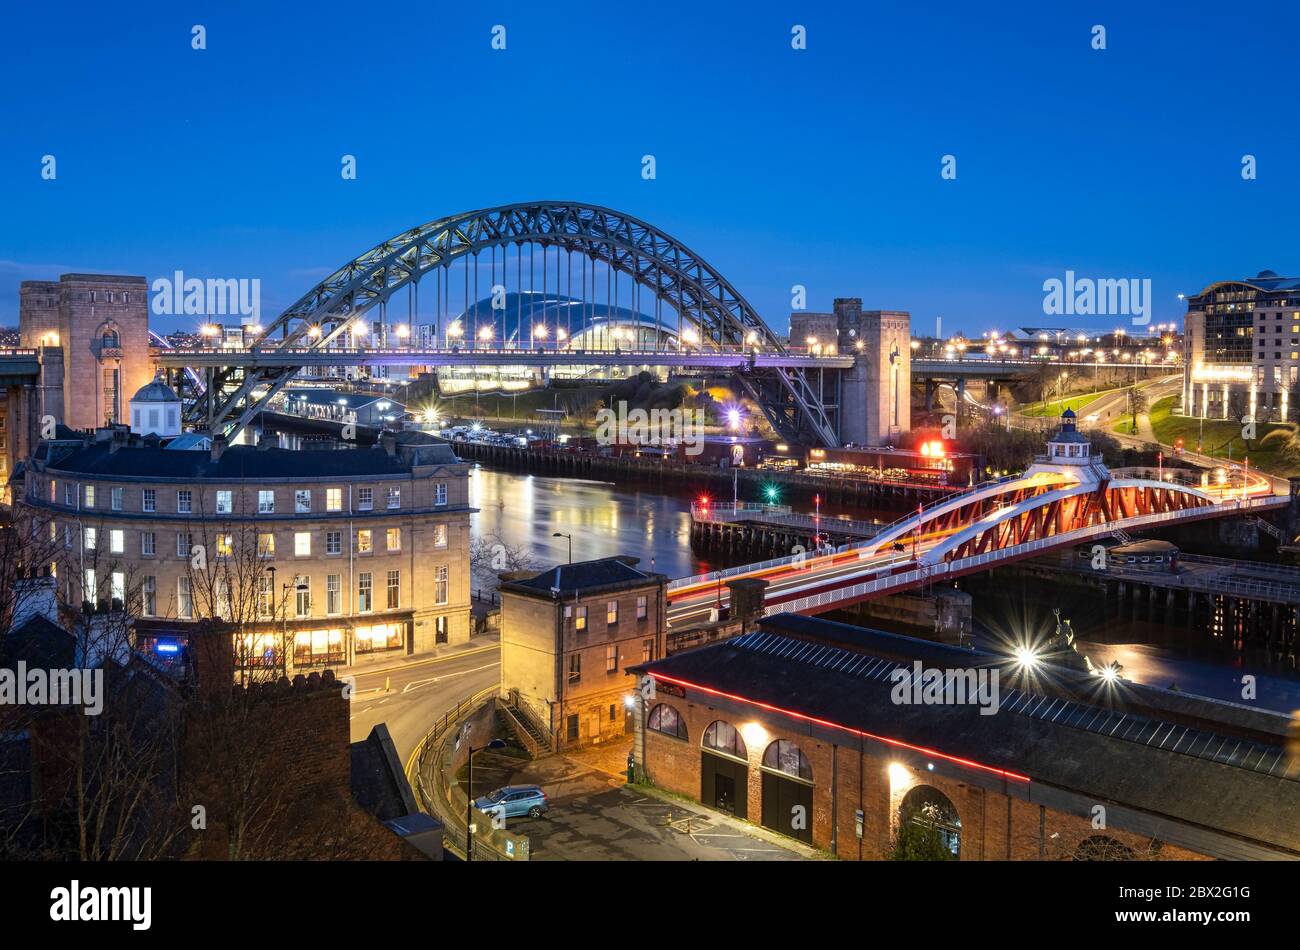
{"left": 1013, "top": 645, "right": 1040, "bottom": 669}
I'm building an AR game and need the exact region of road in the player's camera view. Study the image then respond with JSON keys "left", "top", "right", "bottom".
{"left": 347, "top": 640, "right": 501, "bottom": 765}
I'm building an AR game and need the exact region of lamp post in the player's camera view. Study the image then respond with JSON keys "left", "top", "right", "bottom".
{"left": 465, "top": 737, "right": 506, "bottom": 861}
{"left": 552, "top": 532, "right": 572, "bottom": 564}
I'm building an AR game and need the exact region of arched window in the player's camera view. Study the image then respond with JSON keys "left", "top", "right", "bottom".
{"left": 702, "top": 720, "right": 747, "bottom": 759}
{"left": 100, "top": 329, "right": 120, "bottom": 348}
{"left": 899, "top": 785, "right": 962, "bottom": 858}
{"left": 762, "top": 739, "right": 812, "bottom": 781}
{"left": 1072, "top": 835, "right": 1136, "bottom": 861}
{"left": 646, "top": 703, "right": 687, "bottom": 740}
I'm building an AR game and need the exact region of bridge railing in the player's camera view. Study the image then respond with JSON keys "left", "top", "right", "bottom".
{"left": 689, "top": 503, "right": 883, "bottom": 537}
{"left": 764, "top": 493, "right": 1286, "bottom": 616}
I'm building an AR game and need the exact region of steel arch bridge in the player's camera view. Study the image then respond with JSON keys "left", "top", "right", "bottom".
{"left": 187, "top": 201, "right": 840, "bottom": 444}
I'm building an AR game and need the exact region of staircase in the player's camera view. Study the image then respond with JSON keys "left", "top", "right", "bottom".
{"left": 500, "top": 689, "right": 554, "bottom": 757}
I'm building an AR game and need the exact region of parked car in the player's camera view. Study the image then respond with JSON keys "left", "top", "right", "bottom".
{"left": 474, "top": 784, "right": 549, "bottom": 819}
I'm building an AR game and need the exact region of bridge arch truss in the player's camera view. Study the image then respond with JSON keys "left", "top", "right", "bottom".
{"left": 189, "top": 202, "right": 839, "bottom": 444}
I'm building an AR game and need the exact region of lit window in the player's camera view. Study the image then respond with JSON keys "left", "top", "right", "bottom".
{"left": 386, "top": 527, "right": 400, "bottom": 551}
{"left": 326, "top": 488, "right": 342, "bottom": 511}
{"left": 109, "top": 529, "right": 124, "bottom": 554}
{"left": 433, "top": 523, "right": 448, "bottom": 548}
{"left": 294, "top": 532, "right": 311, "bottom": 557}
{"left": 217, "top": 534, "right": 233, "bottom": 558}
{"left": 84, "top": 527, "right": 97, "bottom": 550}
{"left": 607, "top": 600, "right": 618, "bottom": 625}
{"left": 574, "top": 605, "right": 587, "bottom": 632}
{"left": 258, "top": 532, "right": 275, "bottom": 557}
{"left": 357, "top": 529, "right": 372, "bottom": 554}
{"left": 84, "top": 485, "right": 95, "bottom": 508}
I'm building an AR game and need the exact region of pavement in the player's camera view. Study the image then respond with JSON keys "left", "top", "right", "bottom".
{"left": 470, "top": 738, "right": 823, "bottom": 861}
{"left": 346, "top": 636, "right": 502, "bottom": 765}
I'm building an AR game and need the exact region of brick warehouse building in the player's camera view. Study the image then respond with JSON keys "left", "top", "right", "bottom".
{"left": 630, "top": 614, "right": 1300, "bottom": 860}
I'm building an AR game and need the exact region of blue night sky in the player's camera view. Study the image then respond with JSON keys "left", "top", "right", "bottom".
{"left": 2, "top": 0, "right": 1296, "bottom": 335}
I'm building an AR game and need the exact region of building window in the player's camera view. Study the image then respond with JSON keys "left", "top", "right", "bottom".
{"left": 217, "top": 534, "right": 233, "bottom": 558}
{"left": 703, "top": 721, "right": 748, "bottom": 760}
{"left": 64, "top": 525, "right": 72, "bottom": 549}
{"left": 386, "top": 527, "right": 401, "bottom": 552}
{"left": 609, "top": 703, "right": 618, "bottom": 722}
{"left": 607, "top": 600, "right": 618, "bottom": 625}
{"left": 291, "top": 532, "right": 309, "bottom": 557}
{"left": 761, "top": 739, "right": 812, "bottom": 781}
{"left": 143, "top": 488, "right": 156, "bottom": 512}
{"left": 176, "top": 531, "right": 192, "bottom": 558}
{"left": 355, "top": 622, "right": 403, "bottom": 654}
{"left": 177, "top": 577, "right": 193, "bottom": 619}
{"left": 294, "top": 629, "right": 344, "bottom": 666}
{"left": 141, "top": 576, "right": 156, "bottom": 617}
{"left": 326, "top": 574, "right": 341, "bottom": 615}
{"left": 641, "top": 638, "right": 655, "bottom": 663}
{"left": 326, "top": 488, "right": 342, "bottom": 512}
{"left": 84, "top": 485, "right": 95, "bottom": 508}
{"left": 357, "top": 529, "right": 372, "bottom": 554}
{"left": 109, "top": 529, "right": 124, "bottom": 554}
{"left": 358, "top": 572, "right": 372, "bottom": 612}
{"left": 216, "top": 490, "right": 232, "bottom": 514}
{"left": 646, "top": 703, "right": 687, "bottom": 740}
{"left": 326, "top": 530, "right": 341, "bottom": 555}
{"left": 84, "top": 527, "right": 97, "bottom": 551}
{"left": 574, "top": 605, "right": 587, "bottom": 632}
{"left": 567, "top": 653, "right": 581, "bottom": 684}
{"left": 258, "top": 490, "right": 275, "bottom": 513}
{"left": 295, "top": 576, "right": 311, "bottom": 617}
{"left": 435, "top": 483, "right": 447, "bottom": 506}
{"left": 49, "top": 480, "right": 56, "bottom": 503}
{"left": 257, "top": 576, "right": 274, "bottom": 619}
{"left": 606, "top": 642, "right": 618, "bottom": 673}
{"left": 358, "top": 487, "right": 373, "bottom": 511}
{"left": 111, "top": 487, "right": 123, "bottom": 511}
{"left": 83, "top": 569, "right": 97, "bottom": 604}
{"left": 567, "top": 714, "right": 579, "bottom": 741}
{"left": 295, "top": 489, "right": 311, "bottom": 513}
{"left": 898, "top": 785, "right": 961, "bottom": 859}
{"left": 637, "top": 595, "right": 648, "bottom": 620}
{"left": 258, "top": 532, "right": 275, "bottom": 558}
{"left": 433, "top": 523, "right": 448, "bottom": 548}
{"left": 177, "top": 490, "right": 192, "bottom": 513}
{"left": 141, "top": 531, "right": 155, "bottom": 557}
{"left": 434, "top": 565, "right": 448, "bottom": 605}
{"left": 386, "top": 570, "right": 400, "bottom": 609}
{"left": 386, "top": 486, "right": 400, "bottom": 509}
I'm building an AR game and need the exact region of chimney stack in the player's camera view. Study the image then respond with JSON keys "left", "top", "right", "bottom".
{"left": 211, "top": 433, "right": 228, "bottom": 462}
{"left": 381, "top": 430, "right": 397, "bottom": 457}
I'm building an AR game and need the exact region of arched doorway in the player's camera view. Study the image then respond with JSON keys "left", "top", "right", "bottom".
{"left": 897, "top": 785, "right": 961, "bottom": 859}
{"left": 700, "top": 721, "right": 748, "bottom": 819}
{"left": 760, "top": 739, "right": 814, "bottom": 843}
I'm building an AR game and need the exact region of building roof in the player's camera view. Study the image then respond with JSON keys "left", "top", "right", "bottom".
{"left": 631, "top": 613, "right": 1300, "bottom": 857}
{"left": 503, "top": 556, "right": 656, "bottom": 597}
{"left": 0, "top": 615, "right": 76, "bottom": 670}
{"left": 130, "top": 377, "right": 181, "bottom": 404}
{"left": 1191, "top": 271, "right": 1300, "bottom": 297}
{"left": 40, "top": 440, "right": 454, "bottom": 481}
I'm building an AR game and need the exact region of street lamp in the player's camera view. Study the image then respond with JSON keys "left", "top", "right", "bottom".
{"left": 466, "top": 737, "right": 506, "bottom": 861}
{"left": 552, "top": 532, "right": 572, "bottom": 564}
